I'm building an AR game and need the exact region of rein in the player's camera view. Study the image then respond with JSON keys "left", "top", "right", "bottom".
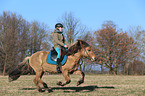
{"left": 70, "top": 47, "right": 91, "bottom": 65}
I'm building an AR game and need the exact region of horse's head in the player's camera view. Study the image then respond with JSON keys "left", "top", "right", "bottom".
{"left": 67, "top": 39, "right": 97, "bottom": 61}
{"left": 81, "top": 46, "right": 96, "bottom": 61}
{"left": 77, "top": 40, "right": 97, "bottom": 61}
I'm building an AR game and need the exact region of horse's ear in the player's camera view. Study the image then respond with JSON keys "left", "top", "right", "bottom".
{"left": 77, "top": 39, "right": 83, "bottom": 47}
{"left": 77, "top": 39, "right": 82, "bottom": 41}
{"left": 77, "top": 40, "right": 81, "bottom": 46}
{"left": 77, "top": 39, "right": 89, "bottom": 47}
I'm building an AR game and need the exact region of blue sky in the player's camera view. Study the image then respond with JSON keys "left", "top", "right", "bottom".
{"left": 1, "top": 0, "right": 145, "bottom": 31}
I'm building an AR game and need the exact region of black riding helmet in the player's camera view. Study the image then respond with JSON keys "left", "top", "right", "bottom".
{"left": 55, "top": 23, "right": 63, "bottom": 28}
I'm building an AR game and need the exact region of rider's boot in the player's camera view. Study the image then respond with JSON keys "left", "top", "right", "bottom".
{"left": 56, "top": 58, "right": 62, "bottom": 73}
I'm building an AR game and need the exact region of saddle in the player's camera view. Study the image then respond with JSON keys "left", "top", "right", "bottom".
{"left": 46, "top": 47, "right": 67, "bottom": 65}
{"left": 50, "top": 48, "right": 58, "bottom": 61}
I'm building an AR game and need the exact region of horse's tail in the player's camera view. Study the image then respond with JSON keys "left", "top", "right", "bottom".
{"left": 8, "top": 57, "right": 31, "bottom": 82}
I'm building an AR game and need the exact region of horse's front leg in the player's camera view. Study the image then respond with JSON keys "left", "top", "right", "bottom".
{"left": 73, "top": 70, "right": 85, "bottom": 86}
{"left": 57, "top": 70, "right": 71, "bottom": 86}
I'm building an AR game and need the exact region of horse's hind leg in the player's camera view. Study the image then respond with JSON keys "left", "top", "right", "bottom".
{"left": 34, "top": 71, "right": 52, "bottom": 92}
{"left": 33, "top": 70, "right": 44, "bottom": 92}
{"left": 73, "top": 70, "right": 85, "bottom": 86}
{"left": 34, "top": 70, "right": 50, "bottom": 92}
{"left": 39, "top": 71, "right": 52, "bottom": 92}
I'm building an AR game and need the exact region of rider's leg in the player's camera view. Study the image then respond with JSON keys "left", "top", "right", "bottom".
{"left": 55, "top": 47, "right": 62, "bottom": 73}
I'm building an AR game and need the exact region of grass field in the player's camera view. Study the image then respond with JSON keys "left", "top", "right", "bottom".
{"left": 0, "top": 74, "right": 145, "bottom": 96}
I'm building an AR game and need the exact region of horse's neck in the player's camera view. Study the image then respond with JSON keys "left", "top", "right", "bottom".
{"left": 69, "top": 51, "right": 82, "bottom": 62}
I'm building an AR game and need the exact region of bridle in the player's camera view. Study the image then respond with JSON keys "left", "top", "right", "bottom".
{"left": 83, "top": 47, "right": 92, "bottom": 59}
{"left": 71, "top": 47, "right": 92, "bottom": 65}
{"left": 72, "top": 47, "right": 91, "bottom": 58}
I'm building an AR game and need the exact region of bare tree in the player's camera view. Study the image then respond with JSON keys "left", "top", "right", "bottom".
{"left": 58, "top": 12, "right": 85, "bottom": 44}
{"left": 127, "top": 60, "right": 145, "bottom": 75}
{"left": 28, "top": 21, "right": 48, "bottom": 55}
{"left": 128, "top": 26, "right": 145, "bottom": 62}
{"left": 42, "top": 29, "right": 53, "bottom": 51}
{"left": 0, "top": 11, "right": 49, "bottom": 75}
{"left": 0, "top": 11, "right": 24, "bottom": 75}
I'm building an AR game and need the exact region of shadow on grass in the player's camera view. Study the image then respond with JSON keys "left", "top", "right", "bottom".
{"left": 52, "top": 85, "right": 114, "bottom": 92}
{"left": 21, "top": 88, "right": 36, "bottom": 90}
{"left": 21, "top": 85, "right": 115, "bottom": 92}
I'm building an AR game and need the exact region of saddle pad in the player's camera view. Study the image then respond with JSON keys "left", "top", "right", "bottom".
{"left": 46, "top": 51, "right": 67, "bottom": 65}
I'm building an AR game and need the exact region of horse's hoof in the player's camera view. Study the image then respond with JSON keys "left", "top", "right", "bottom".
{"left": 38, "top": 88, "right": 45, "bottom": 92}
{"left": 77, "top": 80, "right": 84, "bottom": 86}
{"left": 57, "top": 81, "right": 62, "bottom": 86}
{"left": 48, "top": 88, "right": 53, "bottom": 93}
{"left": 57, "top": 81, "right": 64, "bottom": 86}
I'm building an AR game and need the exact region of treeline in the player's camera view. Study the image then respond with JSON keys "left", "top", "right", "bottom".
{"left": 0, "top": 11, "right": 145, "bottom": 75}
{"left": 0, "top": 11, "right": 50, "bottom": 75}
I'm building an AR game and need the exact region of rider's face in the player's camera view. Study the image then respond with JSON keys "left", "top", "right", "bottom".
{"left": 57, "top": 27, "right": 63, "bottom": 32}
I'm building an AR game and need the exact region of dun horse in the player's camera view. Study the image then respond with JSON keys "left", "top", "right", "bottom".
{"left": 8, "top": 39, "right": 97, "bottom": 92}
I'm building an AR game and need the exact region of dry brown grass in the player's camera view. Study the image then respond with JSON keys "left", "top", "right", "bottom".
{"left": 0, "top": 74, "right": 145, "bottom": 96}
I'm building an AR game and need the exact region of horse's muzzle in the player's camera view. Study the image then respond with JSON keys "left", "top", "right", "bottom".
{"left": 91, "top": 57, "right": 97, "bottom": 61}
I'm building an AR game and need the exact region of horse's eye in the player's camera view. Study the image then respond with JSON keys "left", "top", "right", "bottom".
{"left": 88, "top": 49, "right": 91, "bottom": 52}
